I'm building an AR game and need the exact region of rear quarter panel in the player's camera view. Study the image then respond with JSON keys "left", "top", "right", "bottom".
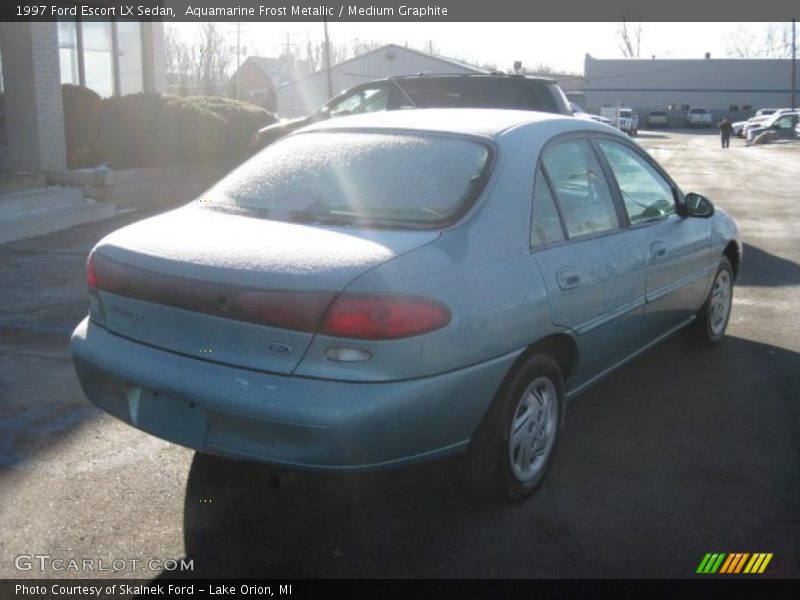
{"left": 295, "top": 120, "right": 603, "bottom": 382}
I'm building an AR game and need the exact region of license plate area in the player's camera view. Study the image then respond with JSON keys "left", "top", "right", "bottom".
{"left": 124, "top": 385, "right": 207, "bottom": 448}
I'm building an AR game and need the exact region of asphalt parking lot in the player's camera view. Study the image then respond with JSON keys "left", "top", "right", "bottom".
{"left": 0, "top": 130, "right": 798, "bottom": 579}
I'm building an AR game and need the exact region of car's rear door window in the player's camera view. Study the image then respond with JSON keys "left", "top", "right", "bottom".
{"left": 597, "top": 139, "right": 676, "bottom": 224}
{"left": 207, "top": 131, "right": 492, "bottom": 229}
{"left": 531, "top": 167, "right": 565, "bottom": 247}
{"left": 540, "top": 138, "right": 619, "bottom": 238}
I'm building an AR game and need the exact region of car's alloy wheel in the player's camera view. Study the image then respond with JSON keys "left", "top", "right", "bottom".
{"left": 463, "top": 354, "right": 564, "bottom": 502}
{"left": 708, "top": 268, "right": 732, "bottom": 337}
{"left": 508, "top": 376, "right": 558, "bottom": 483}
{"left": 688, "top": 256, "right": 734, "bottom": 346}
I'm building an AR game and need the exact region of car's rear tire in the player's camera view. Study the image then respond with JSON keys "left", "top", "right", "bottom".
{"left": 462, "top": 354, "right": 564, "bottom": 502}
{"left": 688, "top": 257, "right": 734, "bottom": 346}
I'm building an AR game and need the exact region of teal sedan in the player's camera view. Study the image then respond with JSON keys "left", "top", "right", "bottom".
{"left": 71, "top": 109, "right": 741, "bottom": 502}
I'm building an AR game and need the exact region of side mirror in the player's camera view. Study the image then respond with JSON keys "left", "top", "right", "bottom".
{"left": 684, "top": 192, "right": 715, "bottom": 218}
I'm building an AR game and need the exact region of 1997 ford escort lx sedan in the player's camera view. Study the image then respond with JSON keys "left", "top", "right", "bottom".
{"left": 71, "top": 109, "right": 741, "bottom": 501}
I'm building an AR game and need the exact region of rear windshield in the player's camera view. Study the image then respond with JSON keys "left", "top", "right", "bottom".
{"left": 690, "top": 109, "right": 708, "bottom": 114}
{"left": 204, "top": 131, "right": 492, "bottom": 229}
{"left": 396, "top": 78, "right": 561, "bottom": 114}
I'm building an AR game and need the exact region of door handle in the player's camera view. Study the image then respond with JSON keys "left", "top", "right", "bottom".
{"left": 650, "top": 242, "right": 667, "bottom": 260}
{"left": 557, "top": 267, "right": 581, "bottom": 290}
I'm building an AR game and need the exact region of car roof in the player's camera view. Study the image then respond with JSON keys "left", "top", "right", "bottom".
{"left": 299, "top": 108, "right": 586, "bottom": 139}
{"left": 388, "top": 73, "right": 557, "bottom": 84}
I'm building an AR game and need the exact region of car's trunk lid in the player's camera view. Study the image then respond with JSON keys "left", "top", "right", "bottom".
{"left": 91, "top": 206, "right": 438, "bottom": 374}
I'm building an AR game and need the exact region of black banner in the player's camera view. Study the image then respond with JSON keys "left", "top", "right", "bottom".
{"left": 3, "top": 0, "right": 800, "bottom": 22}
{"left": 2, "top": 579, "right": 799, "bottom": 600}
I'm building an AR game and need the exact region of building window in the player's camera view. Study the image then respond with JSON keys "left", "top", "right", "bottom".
{"left": 729, "top": 105, "right": 739, "bottom": 112}
{"left": 57, "top": 21, "right": 80, "bottom": 85}
{"left": 742, "top": 104, "right": 753, "bottom": 111}
{"left": 82, "top": 22, "right": 114, "bottom": 98}
{"left": 117, "top": 22, "right": 143, "bottom": 95}
{"left": 58, "top": 21, "right": 144, "bottom": 97}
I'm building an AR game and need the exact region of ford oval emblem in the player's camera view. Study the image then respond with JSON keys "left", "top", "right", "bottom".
{"left": 267, "top": 343, "right": 292, "bottom": 355}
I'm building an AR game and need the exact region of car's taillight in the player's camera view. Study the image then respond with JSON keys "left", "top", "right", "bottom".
{"left": 320, "top": 293, "right": 450, "bottom": 340}
{"left": 86, "top": 255, "right": 97, "bottom": 289}
{"left": 87, "top": 253, "right": 337, "bottom": 331}
{"left": 235, "top": 291, "right": 337, "bottom": 332}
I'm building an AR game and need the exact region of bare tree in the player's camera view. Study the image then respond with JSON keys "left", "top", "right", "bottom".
{"left": 194, "top": 23, "right": 233, "bottom": 95}
{"left": 304, "top": 36, "right": 322, "bottom": 72}
{"left": 763, "top": 23, "right": 793, "bottom": 57}
{"left": 617, "top": 20, "right": 643, "bottom": 58}
{"left": 727, "top": 23, "right": 794, "bottom": 58}
{"left": 726, "top": 24, "right": 757, "bottom": 57}
{"left": 350, "top": 38, "right": 382, "bottom": 58}
{"left": 163, "top": 24, "right": 233, "bottom": 96}
{"left": 164, "top": 26, "right": 196, "bottom": 95}
{"left": 302, "top": 39, "right": 350, "bottom": 73}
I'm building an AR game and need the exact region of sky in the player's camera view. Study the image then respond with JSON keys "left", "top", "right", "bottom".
{"left": 168, "top": 22, "right": 794, "bottom": 74}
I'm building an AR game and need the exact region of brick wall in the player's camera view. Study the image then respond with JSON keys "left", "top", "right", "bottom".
{"left": 0, "top": 22, "right": 67, "bottom": 173}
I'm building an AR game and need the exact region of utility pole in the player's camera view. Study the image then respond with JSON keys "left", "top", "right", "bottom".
{"left": 323, "top": 17, "right": 333, "bottom": 100}
{"left": 792, "top": 18, "right": 796, "bottom": 110}
{"left": 235, "top": 22, "right": 241, "bottom": 100}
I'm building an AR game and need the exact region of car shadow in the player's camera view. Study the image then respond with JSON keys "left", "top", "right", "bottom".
{"left": 737, "top": 243, "right": 800, "bottom": 287}
{"left": 157, "top": 334, "right": 800, "bottom": 579}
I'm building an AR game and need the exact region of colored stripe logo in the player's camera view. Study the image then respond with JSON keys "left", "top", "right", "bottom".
{"left": 697, "top": 553, "right": 773, "bottom": 574}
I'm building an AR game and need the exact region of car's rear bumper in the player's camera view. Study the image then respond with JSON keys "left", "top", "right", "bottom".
{"left": 70, "top": 317, "right": 519, "bottom": 471}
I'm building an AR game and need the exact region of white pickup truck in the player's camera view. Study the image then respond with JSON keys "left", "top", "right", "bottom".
{"left": 686, "top": 107, "right": 713, "bottom": 128}
{"left": 600, "top": 106, "right": 639, "bottom": 136}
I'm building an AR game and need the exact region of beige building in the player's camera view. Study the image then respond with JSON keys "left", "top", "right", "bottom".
{"left": 585, "top": 55, "right": 800, "bottom": 122}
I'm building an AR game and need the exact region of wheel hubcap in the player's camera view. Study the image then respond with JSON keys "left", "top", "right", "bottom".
{"left": 508, "top": 376, "right": 558, "bottom": 483}
{"left": 709, "top": 269, "right": 732, "bottom": 336}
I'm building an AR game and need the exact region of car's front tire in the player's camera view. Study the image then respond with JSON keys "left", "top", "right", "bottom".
{"left": 463, "top": 354, "right": 564, "bottom": 502}
{"left": 688, "top": 257, "right": 734, "bottom": 346}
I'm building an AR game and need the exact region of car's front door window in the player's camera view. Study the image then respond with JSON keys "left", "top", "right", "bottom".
{"left": 540, "top": 138, "right": 619, "bottom": 238}
{"left": 597, "top": 139, "right": 676, "bottom": 225}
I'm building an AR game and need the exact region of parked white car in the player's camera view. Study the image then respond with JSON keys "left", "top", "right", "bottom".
{"left": 600, "top": 106, "right": 639, "bottom": 135}
{"left": 754, "top": 108, "right": 786, "bottom": 118}
{"left": 570, "top": 103, "right": 613, "bottom": 125}
{"left": 738, "top": 108, "right": 793, "bottom": 137}
{"left": 746, "top": 111, "right": 800, "bottom": 143}
{"left": 646, "top": 110, "right": 668, "bottom": 128}
{"left": 686, "top": 108, "right": 713, "bottom": 128}
{"left": 732, "top": 120, "right": 750, "bottom": 137}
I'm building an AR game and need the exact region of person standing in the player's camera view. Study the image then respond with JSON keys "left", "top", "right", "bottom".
{"left": 718, "top": 117, "right": 734, "bottom": 149}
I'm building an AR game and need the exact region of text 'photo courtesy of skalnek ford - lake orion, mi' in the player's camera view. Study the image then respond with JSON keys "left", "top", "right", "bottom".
{"left": 0, "top": 2, "right": 798, "bottom": 589}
